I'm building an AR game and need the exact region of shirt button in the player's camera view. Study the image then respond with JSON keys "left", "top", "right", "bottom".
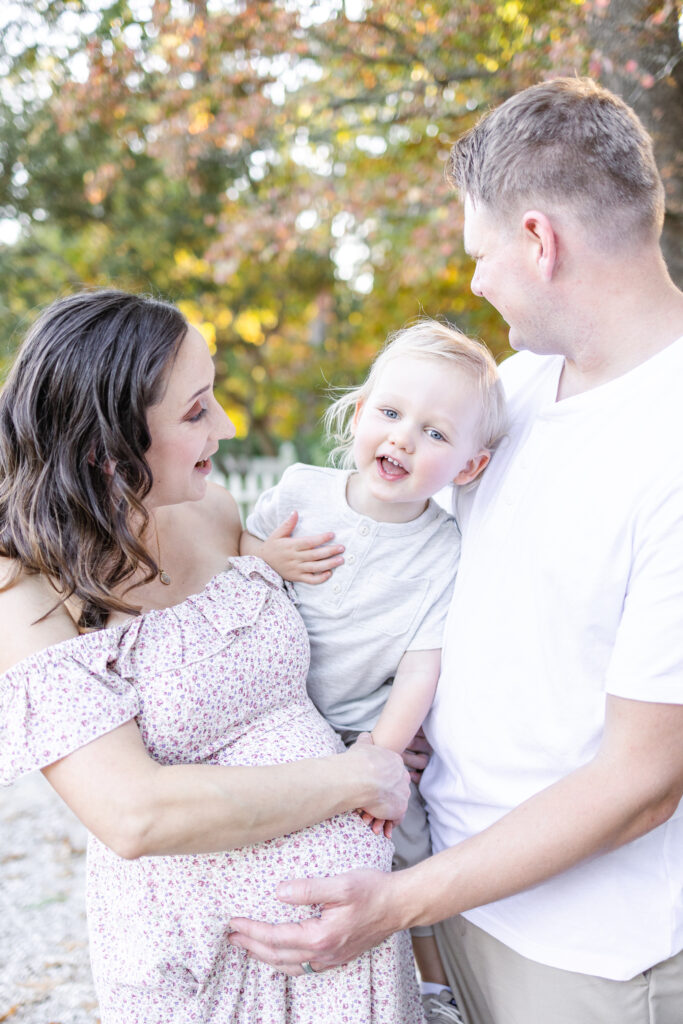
{"left": 332, "top": 583, "right": 341, "bottom": 594}
{"left": 359, "top": 524, "right": 370, "bottom": 536}
{"left": 347, "top": 554, "right": 356, "bottom": 564}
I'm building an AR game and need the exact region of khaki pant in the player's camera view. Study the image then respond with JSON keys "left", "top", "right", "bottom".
{"left": 434, "top": 914, "right": 683, "bottom": 1024}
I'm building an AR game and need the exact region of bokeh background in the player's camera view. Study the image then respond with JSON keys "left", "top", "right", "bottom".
{"left": 0, "top": 0, "right": 680, "bottom": 466}
{"left": 0, "top": 6, "right": 681, "bottom": 1020}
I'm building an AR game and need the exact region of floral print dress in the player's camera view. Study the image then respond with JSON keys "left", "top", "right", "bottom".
{"left": 0, "top": 557, "right": 424, "bottom": 1024}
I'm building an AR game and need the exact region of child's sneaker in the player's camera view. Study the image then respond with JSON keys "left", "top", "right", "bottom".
{"left": 421, "top": 988, "right": 465, "bottom": 1023}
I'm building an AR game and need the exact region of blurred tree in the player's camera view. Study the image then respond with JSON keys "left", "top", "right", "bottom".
{"left": 583, "top": 0, "right": 682, "bottom": 285}
{"left": 0, "top": 0, "right": 678, "bottom": 456}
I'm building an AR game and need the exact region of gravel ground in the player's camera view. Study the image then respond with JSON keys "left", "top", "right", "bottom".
{"left": 0, "top": 772, "right": 99, "bottom": 1024}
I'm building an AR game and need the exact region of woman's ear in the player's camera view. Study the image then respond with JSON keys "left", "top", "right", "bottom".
{"left": 88, "top": 447, "right": 116, "bottom": 475}
{"left": 453, "top": 450, "right": 490, "bottom": 486}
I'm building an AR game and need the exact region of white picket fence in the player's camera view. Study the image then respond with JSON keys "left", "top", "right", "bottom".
{"left": 210, "top": 442, "right": 297, "bottom": 522}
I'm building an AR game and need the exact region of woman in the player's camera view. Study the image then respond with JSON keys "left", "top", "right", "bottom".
{"left": 0, "top": 290, "right": 423, "bottom": 1023}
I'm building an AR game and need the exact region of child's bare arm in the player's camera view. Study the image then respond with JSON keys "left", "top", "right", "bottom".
{"left": 371, "top": 649, "right": 441, "bottom": 755}
{"left": 358, "top": 649, "right": 441, "bottom": 836}
{"left": 239, "top": 511, "right": 344, "bottom": 584}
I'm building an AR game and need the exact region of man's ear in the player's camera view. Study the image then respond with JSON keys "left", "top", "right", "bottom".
{"left": 521, "top": 209, "right": 557, "bottom": 282}
{"left": 453, "top": 450, "right": 490, "bottom": 486}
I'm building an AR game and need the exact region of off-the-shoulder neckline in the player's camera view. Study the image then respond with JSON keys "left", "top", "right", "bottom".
{"left": 0, "top": 556, "right": 280, "bottom": 681}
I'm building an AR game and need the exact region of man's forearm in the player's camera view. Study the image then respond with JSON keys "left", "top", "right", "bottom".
{"left": 395, "top": 700, "right": 683, "bottom": 929}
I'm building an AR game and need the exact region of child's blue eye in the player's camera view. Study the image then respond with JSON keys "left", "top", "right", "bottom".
{"left": 427, "top": 428, "right": 445, "bottom": 441}
{"left": 381, "top": 408, "right": 398, "bottom": 419}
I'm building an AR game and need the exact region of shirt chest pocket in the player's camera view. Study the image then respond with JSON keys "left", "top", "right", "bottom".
{"left": 350, "top": 572, "right": 428, "bottom": 638}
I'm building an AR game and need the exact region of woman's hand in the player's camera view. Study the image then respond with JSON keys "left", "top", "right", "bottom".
{"left": 345, "top": 733, "right": 410, "bottom": 824}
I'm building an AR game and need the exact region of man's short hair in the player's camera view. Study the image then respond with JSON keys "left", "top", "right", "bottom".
{"left": 447, "top": 77, "right": 665, "bottom": 247}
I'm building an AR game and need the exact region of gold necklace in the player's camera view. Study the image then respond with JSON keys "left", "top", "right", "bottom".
{"left": 153, "top": 524, "right": 172, "bottom": 586}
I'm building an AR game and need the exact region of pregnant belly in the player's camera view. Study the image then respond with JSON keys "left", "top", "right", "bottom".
{"left": 86, "top": 703, "right": 392, "bottom": 986}
{"left": 87, "top": 808, "right": 391, "bottom": 990}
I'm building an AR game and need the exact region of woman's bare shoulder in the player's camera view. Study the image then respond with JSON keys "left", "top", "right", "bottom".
{"left": 0, "top": 559, "right": 78, "bottom": 674}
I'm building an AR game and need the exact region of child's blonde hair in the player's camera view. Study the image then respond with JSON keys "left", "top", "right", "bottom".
{"left": 324, "top": 317, "right": 507, "bottom": 470}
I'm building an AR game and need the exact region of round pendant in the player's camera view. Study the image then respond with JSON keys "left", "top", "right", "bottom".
{"left": 159, "top": 569, "right": 172, "bottom": 586}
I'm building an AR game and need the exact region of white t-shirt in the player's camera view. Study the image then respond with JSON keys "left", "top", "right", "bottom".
{"left": 421, "top": 339, "right": 683, "bottom": 980}
{"left": 247, "top": 464, "right": 461, "bottom": 732}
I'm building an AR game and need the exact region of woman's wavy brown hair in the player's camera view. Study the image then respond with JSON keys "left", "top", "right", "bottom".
{"left": 0, "top": 289, "right": 188, "bottom": 627}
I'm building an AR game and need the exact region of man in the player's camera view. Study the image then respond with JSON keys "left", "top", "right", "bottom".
{"left": 228, "top": 78, "right": 683, "bottom": 1024}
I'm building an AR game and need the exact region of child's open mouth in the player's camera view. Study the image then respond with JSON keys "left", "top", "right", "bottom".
{"left": 377, "top": 456, "right": 408, "bottom": 479}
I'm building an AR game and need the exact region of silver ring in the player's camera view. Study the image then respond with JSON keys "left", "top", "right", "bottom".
{"left": 301, "top": 960, "right": 316, "bottom": 975}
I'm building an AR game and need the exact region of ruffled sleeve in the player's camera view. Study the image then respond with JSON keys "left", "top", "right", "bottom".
{"left": 0, "top": 630, "right": 140, "bottom": 786}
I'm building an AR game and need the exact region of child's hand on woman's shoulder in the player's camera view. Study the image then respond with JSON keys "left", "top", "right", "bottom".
{"left": 240, "top": 510, "right": 345, "bottom": 584}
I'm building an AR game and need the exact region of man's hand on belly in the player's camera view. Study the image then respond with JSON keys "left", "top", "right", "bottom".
{"left": 227, "top": 869, "right": 400, "bottom": 974}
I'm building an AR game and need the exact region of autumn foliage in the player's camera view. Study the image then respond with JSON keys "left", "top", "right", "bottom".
{"left": 0, "top": 0, "right": 679, "bottom": 457}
